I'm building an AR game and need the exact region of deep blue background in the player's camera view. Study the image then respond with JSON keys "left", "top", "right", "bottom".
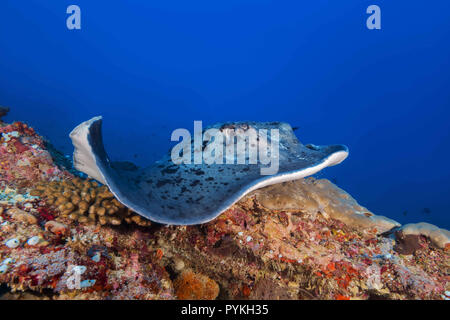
{"left": 1, "top": 1, "right": 449, "bottom": 228}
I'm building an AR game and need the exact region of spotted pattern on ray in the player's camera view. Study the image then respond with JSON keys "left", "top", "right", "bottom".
{"left": 70, "top": 117, "right": 348, "bottom": 225}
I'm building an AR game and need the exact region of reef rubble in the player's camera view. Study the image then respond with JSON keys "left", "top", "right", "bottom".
{"left": 0, "top": 118, "right": 448, "bottom": 300}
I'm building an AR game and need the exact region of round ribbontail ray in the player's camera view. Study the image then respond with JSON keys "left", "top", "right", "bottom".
{"left": 69, "top": 117, "right": 349, "bottom": 225}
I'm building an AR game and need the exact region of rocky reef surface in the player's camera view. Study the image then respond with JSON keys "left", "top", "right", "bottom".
{"left": 0, "top": 116, "right": 448, "bottom": 300}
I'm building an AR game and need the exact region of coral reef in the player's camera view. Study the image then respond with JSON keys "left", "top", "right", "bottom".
{"left": 0, "top": 120, "right": 169, "bottom": 299}
{"left": 0, "top": 121, "right": 70, "bottom": 187}
{"left": 0, "top": 117, "right": 448, "bottom": 300}
{"left": 155, "top": 189, "right": 449, "bottom": 300}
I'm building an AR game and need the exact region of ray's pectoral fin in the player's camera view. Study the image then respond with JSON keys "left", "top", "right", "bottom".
{"left": 70, "top": 117, "right": 151, "bottom": 223}
{"left": 69, "top": 116, "right": 107, "bottom": 184}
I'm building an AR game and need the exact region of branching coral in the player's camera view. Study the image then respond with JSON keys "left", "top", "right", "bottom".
{"left": 30, "top": 178, "right": 151, "bottom": 227}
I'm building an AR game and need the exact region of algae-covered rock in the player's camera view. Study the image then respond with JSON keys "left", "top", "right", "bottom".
{"left": 399, "top": 222, "right": 450, "bottom": 249}
{"left": 253, "top": 178, "right": 400, "bottom": 234}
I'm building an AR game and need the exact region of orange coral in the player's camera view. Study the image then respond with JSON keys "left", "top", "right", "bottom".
{"left": 155, "top": 249, "right": 164, "bottom": 260}
{"left": 174, "top": 270, "right": 219, "bottom": 300}
{"left": 242, "top": 284, "right": 251, "bottom": 298}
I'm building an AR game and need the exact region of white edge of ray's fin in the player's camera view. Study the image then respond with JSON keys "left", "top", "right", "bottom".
{"left": 69, "top": 116, "right": 106, "bottom": 184}
{"left": 225, "top": 149, "right": 349, "bottom": 204}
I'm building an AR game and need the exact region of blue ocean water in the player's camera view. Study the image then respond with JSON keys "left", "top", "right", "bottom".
{"left": 0, "top": 1, "right": 449, "bottom": 228}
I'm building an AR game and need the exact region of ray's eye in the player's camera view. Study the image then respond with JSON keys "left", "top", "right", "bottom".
{"left": 305, "top": 144, "right": 320, "bottom": 151}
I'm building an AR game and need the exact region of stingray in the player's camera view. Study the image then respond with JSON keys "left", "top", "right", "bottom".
{"left": 70, "top": 117, "right": 349, "bottom": 225}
